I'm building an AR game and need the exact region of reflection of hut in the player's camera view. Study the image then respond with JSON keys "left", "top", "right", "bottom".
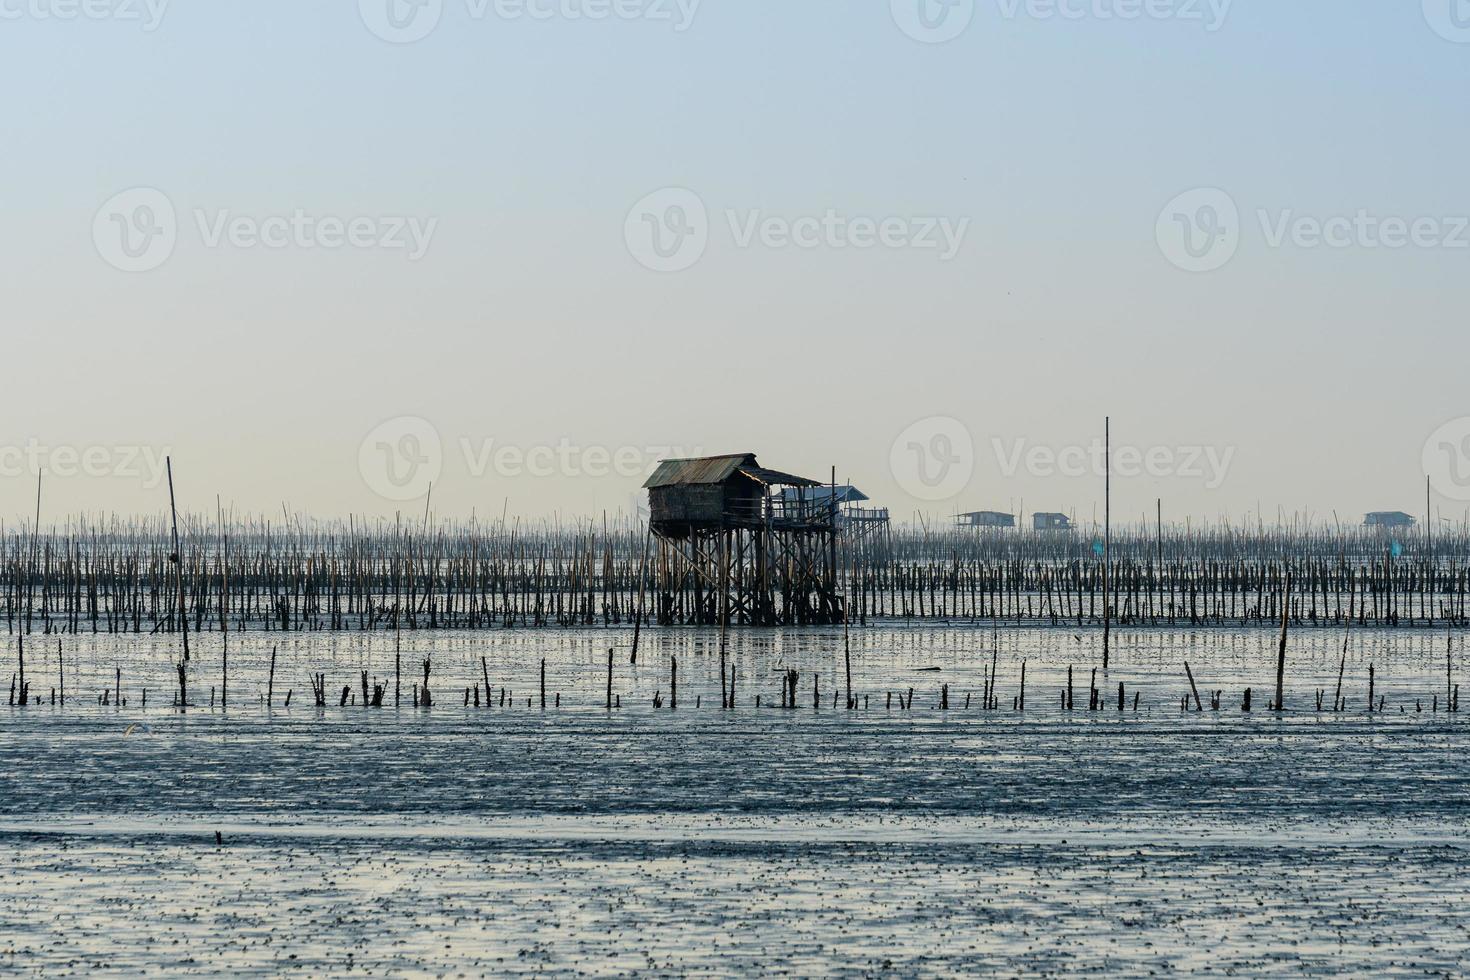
{"left": 956, "top": 511, "right": 1014, "bottom": 528}
{"left": 1364, "top": 511, "right": 1415, "bottom": 529}
{"left": 644, "top": 453, "right": 842, "bottom": 626}
{"left": 1033, "top": 512, "right": 1072, "bottom": 531}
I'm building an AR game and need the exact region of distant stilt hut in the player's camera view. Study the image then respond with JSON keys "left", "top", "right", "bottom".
{"left": 956, "top": 511, "right": 1014, "bottom": 529}
{"left": 1032, "top": 512, "right": 1073, "bottom": 532}
{"left": 644, "top": 453, "right": 843, "bottom": 626}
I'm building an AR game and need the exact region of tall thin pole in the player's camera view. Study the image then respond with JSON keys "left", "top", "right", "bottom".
{"left": 394, "top": 512, "right": 402, "bottom": 706}
{"left": 1427, "top": 475, "right": 1432, "bottom": 557}
{"left": 829, "top": 466, "right": 839, "bottom": 618}
{"left": 1102, "top": 417, "right": 1111, "bottom": 670}
{"left": 633, "top": 527, "right": 651, "bottom": 664}
{"left": 837, "top": 468, "right": 853, "bottom": 709}
{"left": 166, "top": 457, "right": 190, "bottom": 665}
{"left": 717, "top": 530, "right": 729, "bottom": 659}
{"left": 26, "top": 474, "right": 40, "bottom": 636}
{"left": 1156, "top": 497, "right": 1163, "bottom": 568}
{"left": 1275, "top": 572, "right": 1292, "bottom": 711}
{"left": 218, "top": 496, "right": 228, "bottom": 708}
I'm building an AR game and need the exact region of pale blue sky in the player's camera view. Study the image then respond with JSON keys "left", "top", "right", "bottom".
{"left": 3, "top": 1, "right": 1467, "bottom": 525}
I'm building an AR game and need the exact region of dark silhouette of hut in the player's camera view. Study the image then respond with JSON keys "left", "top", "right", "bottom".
{"left": 646, "top": 453, "right": 822, "bottom": 535}
{"left": 644, "top": 453, "right": 843, "bottom": 625}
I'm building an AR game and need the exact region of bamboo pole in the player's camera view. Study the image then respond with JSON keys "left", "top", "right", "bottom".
{"left": 1102, "top": 417, "right": 1111, "bottom": 670}
{"left": 1275, "top": 573, "right": 1291, "bottom": 711}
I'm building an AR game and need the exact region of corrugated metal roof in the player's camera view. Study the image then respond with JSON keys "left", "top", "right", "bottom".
{"left": 643, "top": 454, "right": 756, "bottom": 489}
{"left": 643, "top": 453, "right": 824, "bottom": 489}
{"left": 739, "top": 465, "right": 822, "bottom": 488}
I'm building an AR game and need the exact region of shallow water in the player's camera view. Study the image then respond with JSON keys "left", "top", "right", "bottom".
{"left": 1, "top": 625, "right": 1467, "bottom": 975}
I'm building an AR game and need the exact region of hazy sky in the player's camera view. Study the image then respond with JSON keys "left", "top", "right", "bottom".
{"left": 4, "top": 1, "right": 1468, "bottom": 527}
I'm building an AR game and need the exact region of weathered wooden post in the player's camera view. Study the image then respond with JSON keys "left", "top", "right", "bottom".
{"left": 844, "top": 633, "right": 853, "bottom": 710}
{"left": 633, "top": 529, "right": 650, "bottom": 665}
{"left": 1274, "top": 573, "right": 1291, "bottom": 712}
{"left": 1102, "top": 416, "right": 1111, "bottom": 670}
{"left": 166, "top": 457, "right": 190, "bottom": 666}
